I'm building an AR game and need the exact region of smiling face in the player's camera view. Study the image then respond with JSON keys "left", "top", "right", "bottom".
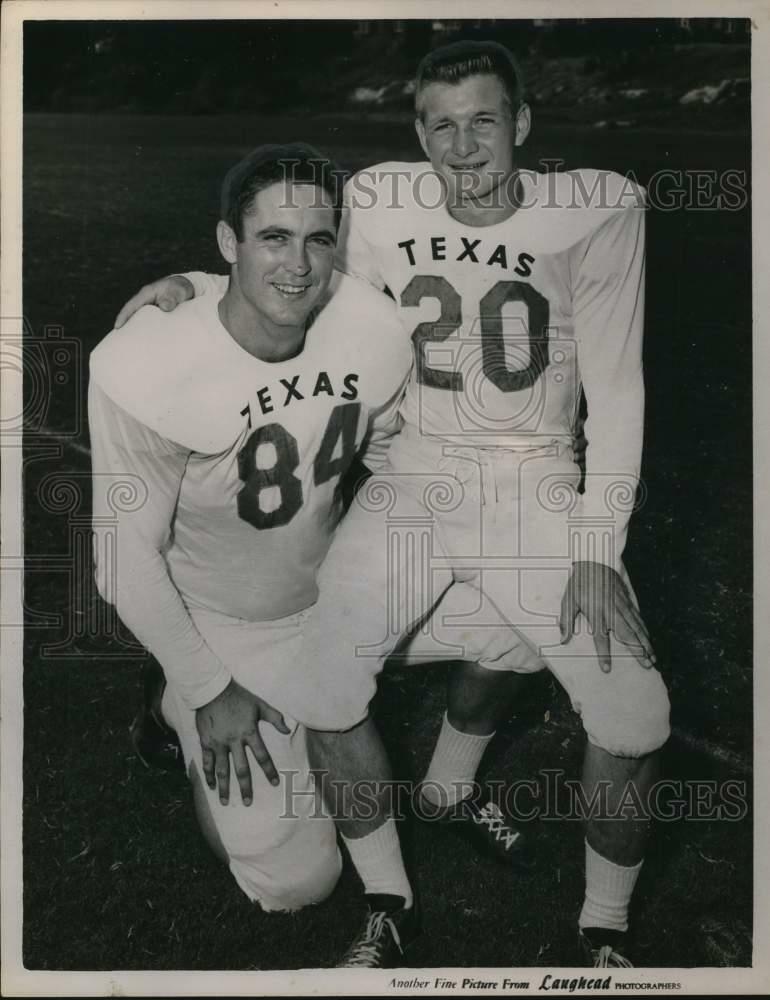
{"left": 217, "top": 180, "right": 337, "bottom": 359}
{"left": 415, "top": 73, "right": 531, "bottom": 225}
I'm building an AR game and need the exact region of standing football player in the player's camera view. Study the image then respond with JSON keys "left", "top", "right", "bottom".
{"left": 313, "top": 40, "right": 670, "bottom": 968}
{"left": 114, "top": 40, "right": 670, "bottom": 968}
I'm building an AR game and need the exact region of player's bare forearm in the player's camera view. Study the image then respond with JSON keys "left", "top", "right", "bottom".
{"left": 114, "top": 274, "right": 195, "bottom": 328}
{"left": 195, "top": 679, "right": 290, "bottom": 805}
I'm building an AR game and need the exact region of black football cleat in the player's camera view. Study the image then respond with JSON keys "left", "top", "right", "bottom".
{"left": 129, "top": 659, "right": 183, "bottom": 771}
{"left": 577, "top": 926, "right": 634, "bottom": 968}
{"left": 336, "top": 893, "right": 420, "bottom": 968}
{"left": 424, "top": 792, "right": 535, "bottom": 869}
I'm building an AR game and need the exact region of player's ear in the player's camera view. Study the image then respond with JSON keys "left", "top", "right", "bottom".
{"left": 217, "top": 220, "right": 238, "bottom": 265}
{"left": 415, "top": 116, "right": 430, "bottom": 159}
{"left": 514, "top": 103, "right": 532, "bottom": 147}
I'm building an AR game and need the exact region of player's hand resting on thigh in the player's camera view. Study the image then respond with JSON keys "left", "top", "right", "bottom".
{"left": 114, "top": 274, "right": 195, "bottom": 328}
{"left": 559, "top": 560, "right": 656, "bottom": 672}
{"left": 196, "top": 680, "right": 290, "bottom": 805}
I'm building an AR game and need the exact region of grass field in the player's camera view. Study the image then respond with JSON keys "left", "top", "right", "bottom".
{"left": 21, "top": 110, "right": 752, "bottom": 970}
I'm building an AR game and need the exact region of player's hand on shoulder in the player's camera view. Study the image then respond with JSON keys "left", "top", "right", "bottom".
{"left": 114, "top": 274, "right": 195, "bottom": 329}
{"left": 559, "top": 560, "right": 656, "bottom": 673}
{"left": 195, "top": 679, "right": 290, "bottom": 806}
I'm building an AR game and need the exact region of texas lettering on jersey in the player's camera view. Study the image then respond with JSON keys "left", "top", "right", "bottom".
{"left": 244, "top": 368, "right": 360, "bottom": 420}
{"left": 396, "top": 233, "right": 536, "bottom": 276}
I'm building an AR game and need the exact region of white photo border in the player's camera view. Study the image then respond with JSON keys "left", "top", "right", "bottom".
{"left": 2, "top": 1, "right": 768, "bottom": 995}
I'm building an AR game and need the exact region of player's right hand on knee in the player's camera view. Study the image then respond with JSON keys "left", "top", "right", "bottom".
{"left": 113, "top": 274, "right": 195, "bottom": 328}
{"left": 195, "top": 680, "right": 291, "bottom": 806}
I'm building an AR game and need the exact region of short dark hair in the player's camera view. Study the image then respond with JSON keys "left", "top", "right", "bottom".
{"left": 220, "top": 142, "right": 343, "bottom": 240}
{"left": 415, "top": 40, "right": 524, "bottom": 117}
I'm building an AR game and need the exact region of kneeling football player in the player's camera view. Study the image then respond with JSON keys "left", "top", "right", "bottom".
{"left": 91, "top": 143, "right": 422, "bottom": 958}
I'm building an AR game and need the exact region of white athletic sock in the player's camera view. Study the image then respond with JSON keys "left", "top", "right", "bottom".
{"left": 579, "top": 839, "right": 643, "bottom": 933}
{"left": 342, "top": 819, "right": 413, "bottom": 908}
{"left": 421, "top": 712, "right": 495, "bottom": 808}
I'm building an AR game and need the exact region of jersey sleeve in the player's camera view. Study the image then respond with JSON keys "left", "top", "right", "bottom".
{"left": 571, "top": 202, "right": 646, "bottom": 570}
{"left": 181, "top": 272, "right": 229, "bottom": 298}
{"left": 349, "top": 277, "right": 413, "bottom": 472}
{"left": 359, "top": 376, "right": 407, "bottom": 474}
{"left": 335, "top": 177, "right": 388, "bottom": 291}
{"left": 89, "top": 379, "right": 233, "bottom": 709}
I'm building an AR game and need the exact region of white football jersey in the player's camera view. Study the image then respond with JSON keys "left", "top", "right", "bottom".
{"left": 90, "top": 272, "right": 412, "bottom": 708}
{"left": 338, "top": 162, "right": 647, "bottom": 563}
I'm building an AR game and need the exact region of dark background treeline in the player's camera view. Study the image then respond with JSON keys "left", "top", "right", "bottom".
{"left": 25, "top": 18, "right": 749, "bottom": 119}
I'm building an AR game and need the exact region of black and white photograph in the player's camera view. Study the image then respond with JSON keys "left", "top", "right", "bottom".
{"left": 1, "top": 1, "right": 767, "bottom": 995}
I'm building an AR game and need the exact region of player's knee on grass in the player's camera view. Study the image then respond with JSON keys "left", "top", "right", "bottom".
{"left": 581, "top": 667, "right": 671, "bottom": 758}
{"left": 189, "top": 739, "right": 342, "bottom": 911}
{"left": 226, "top": 794, "right": 343, "bottom": 912}
{"left": 230, "top": 838, "right": 343, "bottom": 913}
{"left": 202, "top": 777, "right": 342, "bottom": 912}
